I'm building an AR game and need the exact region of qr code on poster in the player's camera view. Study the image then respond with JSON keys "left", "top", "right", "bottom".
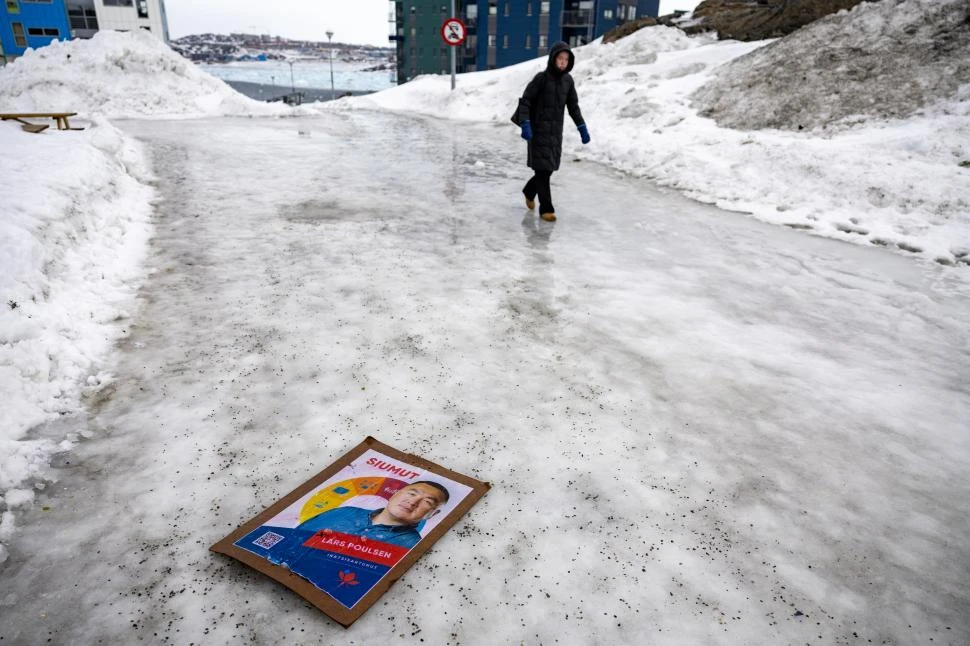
{"left": 253, "top": 531, "right": 285, "bottom": 549}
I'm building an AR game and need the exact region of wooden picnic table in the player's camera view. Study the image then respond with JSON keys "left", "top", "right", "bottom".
{"left": 0, "top": 112, "right": 82, "bottom": 133}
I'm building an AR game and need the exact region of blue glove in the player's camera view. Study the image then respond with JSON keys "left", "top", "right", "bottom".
{"left": 521, "top": 120, "right": 533, "bottom": 141}
{"left": 578, "top": 123, "right": 590, "bottom": 144}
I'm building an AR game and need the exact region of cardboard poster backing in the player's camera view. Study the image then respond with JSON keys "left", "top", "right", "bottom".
{"left": 210, "top": 436, "right": 490, "bottom": 627}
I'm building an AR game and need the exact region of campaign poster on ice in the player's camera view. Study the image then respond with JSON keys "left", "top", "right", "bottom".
{"left": 211, "top": 437, "right": 489, "bottom": 626}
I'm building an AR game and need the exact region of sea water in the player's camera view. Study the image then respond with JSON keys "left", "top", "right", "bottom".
{"left": 200, "top": 59, "right": 395, "bottom": 93}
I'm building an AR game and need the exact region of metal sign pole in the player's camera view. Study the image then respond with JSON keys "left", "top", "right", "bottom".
{"left": 450, "top": 0, "right": 456, "bottom": 90}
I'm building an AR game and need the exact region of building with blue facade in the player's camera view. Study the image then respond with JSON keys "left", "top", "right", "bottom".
{"left": 390, "top": 0, "right": 659, "bottom": 83}
{"left": 1, "top": 0, "right": 73, "bottom": 59}
{"left": 2, "top": 0, "right": 168, "bottom": 62}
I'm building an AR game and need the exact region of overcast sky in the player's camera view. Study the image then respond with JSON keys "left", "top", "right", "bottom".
{"left": 164, "top": 0, "right": 701, "bottom": 45}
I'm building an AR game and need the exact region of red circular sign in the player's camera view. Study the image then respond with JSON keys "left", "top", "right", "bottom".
{"left": 441, "top": 18, "right": 467, "bottom": 46}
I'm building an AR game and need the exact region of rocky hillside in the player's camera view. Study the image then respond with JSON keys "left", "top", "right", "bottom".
{"left": 604, "top": 0, "right": 867, "bottom": 43}
{"left": 690, "top": 0, "right": 866, "bottom": 41}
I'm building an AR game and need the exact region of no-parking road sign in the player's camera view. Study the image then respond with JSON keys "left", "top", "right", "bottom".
{"left": 441, "top": 18, "right": 467, "bottom": 46}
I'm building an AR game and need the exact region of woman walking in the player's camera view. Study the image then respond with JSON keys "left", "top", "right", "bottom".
{"left": 515, "top": 41, "right": 590, "bottom": 222}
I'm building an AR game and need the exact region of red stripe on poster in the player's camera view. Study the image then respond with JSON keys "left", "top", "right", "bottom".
{"left": 302, "top": 531, "right": 410, "bottom": 567}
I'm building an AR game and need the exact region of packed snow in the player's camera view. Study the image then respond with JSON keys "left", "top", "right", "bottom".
{"left": 0, "top": 0, "right": 968, "bottom": 642}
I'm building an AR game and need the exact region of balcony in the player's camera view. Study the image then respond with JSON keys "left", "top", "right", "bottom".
{"left": 561, "top": 10, "right": 593, "bottom": 27}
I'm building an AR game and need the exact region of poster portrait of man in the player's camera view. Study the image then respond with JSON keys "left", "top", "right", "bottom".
{"left": 222, "top": 442, "right": 479, "bottom": 614}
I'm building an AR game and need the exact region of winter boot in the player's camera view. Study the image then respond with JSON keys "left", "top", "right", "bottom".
{"left": 540, "top": 212, "right": 556, "bottom": 222}
{"left": 525, "top": 196, "right": 535, "bottom": 210}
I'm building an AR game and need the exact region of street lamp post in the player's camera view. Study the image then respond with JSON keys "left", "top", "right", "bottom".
{"left": 287, "top": 60, "right": 295, "bottom": 93}
{"left": 326, "top": 30, "right": 335, "bottom": 101}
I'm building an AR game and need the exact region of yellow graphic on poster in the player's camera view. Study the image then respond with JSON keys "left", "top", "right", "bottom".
{"left": 299, "top": 476, "right": 392, "bottom": 524}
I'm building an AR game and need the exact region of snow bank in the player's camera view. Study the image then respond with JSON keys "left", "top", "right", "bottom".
{"left": 340, "top": 6, "right": 970, "bottom": 266}
{"left": 0, "top": 118, "right": 155, "bottom": 562}
{"left": 0, "top": 30, "right": 287, "bottom": 118}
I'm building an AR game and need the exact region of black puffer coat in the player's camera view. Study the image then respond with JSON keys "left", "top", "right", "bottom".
{"left": 516, "top": 41, "right": 585, "bottom": 172}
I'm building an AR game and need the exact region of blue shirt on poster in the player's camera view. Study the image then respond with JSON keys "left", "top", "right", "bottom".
{"left": 298, "top": 506, "right": 423, "bottom": 549}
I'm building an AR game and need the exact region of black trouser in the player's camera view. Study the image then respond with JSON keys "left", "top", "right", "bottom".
{"left": 523, "top": 170, "right": 554, "bottom": 215}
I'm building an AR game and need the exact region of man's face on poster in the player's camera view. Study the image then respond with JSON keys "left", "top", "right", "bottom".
{"left": 384, "top": 483, "right": 446, "bottom": 525}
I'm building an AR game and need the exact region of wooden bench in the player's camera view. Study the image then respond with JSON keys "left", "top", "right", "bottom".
{"left": 0, "top": 112, "right": 83, "bottom": 134}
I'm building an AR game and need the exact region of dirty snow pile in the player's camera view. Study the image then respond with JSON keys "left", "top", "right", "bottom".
{"left": 0, "top": 30, "right": 287, "bottom": 119}
{"left": 342, "top": 0, "right": 970, "bottom": 265}
{"left": 693, "top": 0, "right": 970, "bottom": 130}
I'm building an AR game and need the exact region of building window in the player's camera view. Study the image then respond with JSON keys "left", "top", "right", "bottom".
{"left": 102, "top": 0, "right": 134, "bottom": 5}
{"left": 5, "top": 1, "right": 19, "bottom": 14}
{"left": 487, "top": 34, "right": 495, "bottom": 47}
{"left": 27, "top": 27, "right": 59, "bottom": 36}
{"left": 540, "top": 1, "right": 550, "bottom": 14}
{"left": 488, "top": 2, "right": 497, "bottom": 16}
{"left": 466, "top": 5, "right": 477, "bottom": 19}
{"left": 526, "top": 2, "right": 532, "bottom": 16}
{"left": 525, "top": 34, "right": 531, "bottom": 49}
{"left": 504, "top": 2, "right": 509, "bottom": 16}
{"left": 12, "top": 22, "right": 26, "bottom": 47}
{"left": 137, "top": 0, "right": 148, "bottom": 18}
{"left": 603, "top": 9, "right": 614, "bottom": 19}
{"left": 68, "top": 7, "right": 100, "bottom": 29}
{"left": 502, "top": 34, "right": 508, "bottom": 48}
{"left": 538, "top": 34, "right": 547, "bottom": 48}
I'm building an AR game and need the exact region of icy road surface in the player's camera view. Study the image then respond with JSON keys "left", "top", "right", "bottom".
{"left": 2, "top": 113, "right": 969, "bottom": 645}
